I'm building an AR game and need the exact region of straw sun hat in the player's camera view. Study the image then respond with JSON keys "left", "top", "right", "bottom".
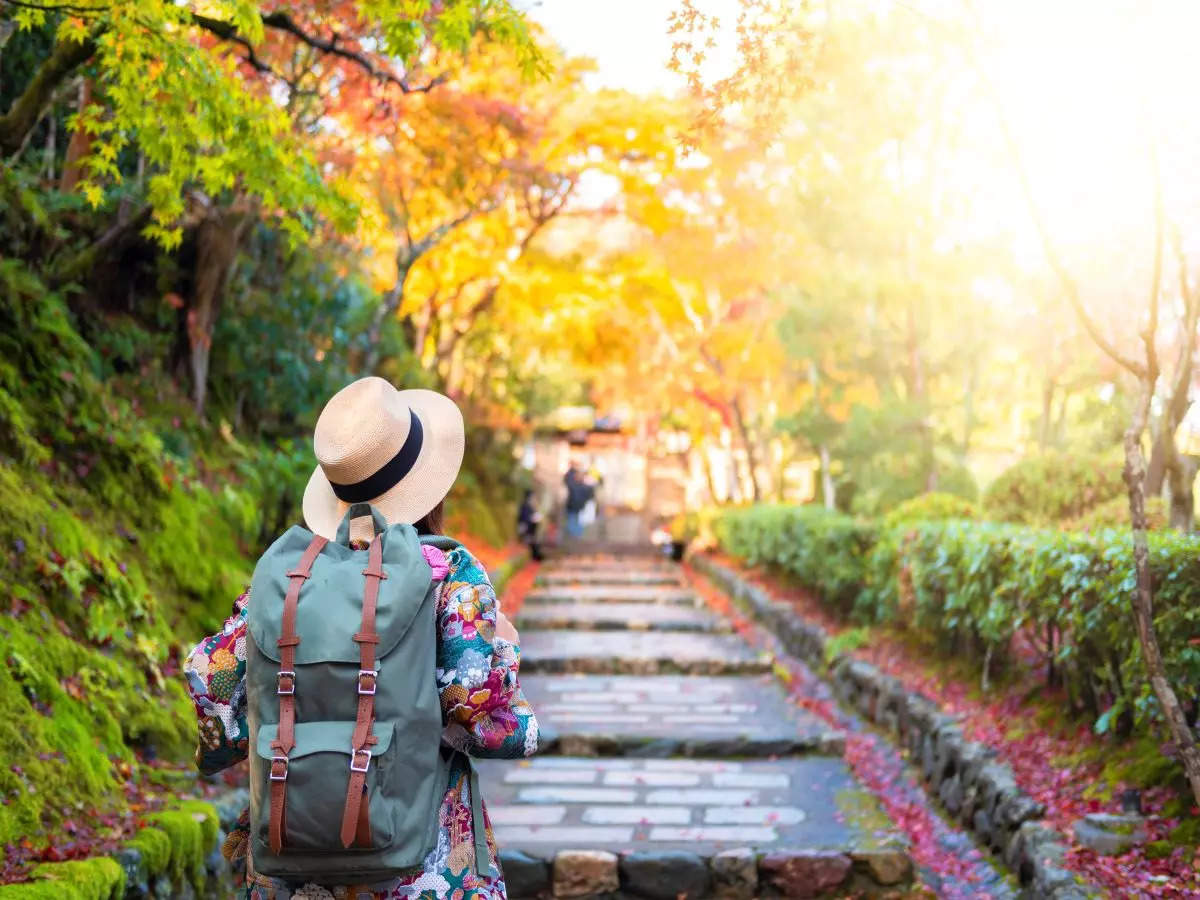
{"left": 302, "top": 377, "right": 465, "bottom": 540}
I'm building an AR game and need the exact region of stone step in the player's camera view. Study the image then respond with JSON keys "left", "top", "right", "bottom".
{"left": 523, "top": 584, "right": 699, "bottom": 606}
{"left": 479, "top": 756, "right": 912, "bottom": 898}
{"left": 524, "top": 674, "right": 844, "bottom": 758}
{"left": 516, "top": 602, "right": 728, "bottom": 633}
{"left": 537, "top": 569, "right": 686, "bottom": 587}
{"left": 518, "top": 630, "right": 772, "bottom": 676}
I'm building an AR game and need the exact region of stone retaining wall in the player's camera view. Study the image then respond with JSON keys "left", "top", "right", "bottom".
{"left": 692, "top": 554, "right": 1093, "bottom": 900}
{"left": 502, "top": 845, "right": 913, "bottom": 898}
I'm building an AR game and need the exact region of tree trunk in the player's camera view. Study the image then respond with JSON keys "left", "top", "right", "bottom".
{"left": 364, "top": 256, "right": 413, "bottom": 374}
{"left": 961, "top": 359, "right": 977, "bottom": 455}
{"left": 1164, "top": 439, "right": 1196, "bottom": 532}
{"left": 1124, "top": 376, "right": 1200, "bottom": 806}
{"left": 730, "top": 395, "right": 762, "bottom": 502}
{"left": 59, "top": 78, "right": 93, "bottom": 193}
{"left": 0, "top": 35, "right": 95, "bottom": 157}
{"left": 1038, "top": 378, "right": 1055, "bottom": 451}
{"left": 699, "top": 443, "right": 721, "bottom": 504}
{"left": 189, "top": 207, "right": 251, "bottom": 418}
{"left": 819, "top": 443, "right": 836, "bottom": 510}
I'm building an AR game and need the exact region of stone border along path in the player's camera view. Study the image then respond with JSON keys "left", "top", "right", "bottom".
{"left": 691, "top": 554, "right": 1096, "bottom": 900}
{"left": 486, "top": 552, "right": 916, "bottom": 899}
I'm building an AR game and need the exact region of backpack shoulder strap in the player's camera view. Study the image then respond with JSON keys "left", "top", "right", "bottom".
{"left": 340, "top": 534, "right": 385, "bottom": 848}
{"left": 419, "top": 534, "right": 461, "bottom": 553}
{"left": 269, "top": 533, "right": 327, "bottom": 855}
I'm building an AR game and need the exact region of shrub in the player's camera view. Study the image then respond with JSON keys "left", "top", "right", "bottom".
{"left": 882, "top": 492, "right": 978, "bottom": 529}
{"left": 711, "top": 503, "right": 1200, "bottom": 736}
{"left": 714, "top": 505, "right": 876, "bottom": 615}
{"left": 983, "top": 452, "right": 1124, "bottom": 525}
{"left": 1066, "top": 495, "right": 1168, "bottom": 533}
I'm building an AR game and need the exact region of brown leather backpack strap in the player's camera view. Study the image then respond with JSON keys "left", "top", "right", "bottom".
{"left": 268, "top": 534, "right": 327, "bottom": 855}
{"left": 340, "top": 534, "right": 386, "bottom": 848}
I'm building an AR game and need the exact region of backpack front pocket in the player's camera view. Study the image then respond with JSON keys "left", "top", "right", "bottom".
{"left": 254, "top": 721, "right": 395, "bottom": 852}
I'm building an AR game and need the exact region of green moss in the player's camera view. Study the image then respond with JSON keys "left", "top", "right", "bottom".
{"left": 835, "top": 787, "right": 901, "bottom": 849}
{"left": 1144, "top": 839, "right": 1173, "bottom": 860}
{"left": 825, "top": 625, "right": 873, "bottom": 664}
{"left": 125, "top": 825, "right": 171, "bottom": 875}
{"left": 0, "top": 358, "right": 251, "bottom": 846}
{"left": 146, "top": 802, "right": 217, "bottom": 892}
{"left": 0, "top": 857, "right": 125, "bottom": 900}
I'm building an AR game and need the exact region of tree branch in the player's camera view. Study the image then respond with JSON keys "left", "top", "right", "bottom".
{"left": 49, "top": 204, "right": 152, "bottom": 286}
{"left": 960, "top": 1, "right": 1146, "bottom": 378}
{"left": 191, "top": 11, "right": 448, "bottom": 94}
{"left": 0, "top": 32, "right": 95, "bottom": 158}
{"left": 1143, "top": 139, "right": 1164, "bottom": 383}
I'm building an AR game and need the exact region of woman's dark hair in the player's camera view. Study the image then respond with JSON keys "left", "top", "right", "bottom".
{"left": 413, "top": 500, "right": 445, "bottom": 536}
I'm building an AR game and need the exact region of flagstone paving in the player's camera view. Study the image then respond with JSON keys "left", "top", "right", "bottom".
{"left": 537, "top": 570, "right": 686, "bottom": 587}
{"left": 489, "top": 552, "right": 913, "bottom": 898}
{"left": 479, "top": 756, "right": 901, "bottom": 853}
{"left": 522, "top": 674, "right": 844, "bottom": 757}
{"left": 516, "top": 602, "right": 728, "bottom": 633}
{"left": 519, "top": 630, "right": 771, "bottom": 676}
{"left": 523, "top": 584, "right": 700, "bottom": 606}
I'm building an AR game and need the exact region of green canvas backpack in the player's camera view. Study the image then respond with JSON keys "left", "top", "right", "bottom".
{"left": 245, "top": 503, "right": 492, "bottom": 884}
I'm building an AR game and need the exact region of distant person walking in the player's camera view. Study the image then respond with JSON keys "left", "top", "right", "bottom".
{"left": 517, "top": 488, "right": 544, "bottom": 561}
{"left": 563, "top": 461, "right": 593, "bottom": 539}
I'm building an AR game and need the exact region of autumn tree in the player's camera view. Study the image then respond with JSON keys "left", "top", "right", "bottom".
{"left": 1, "top": 0, "right": 539, "bottom": 414}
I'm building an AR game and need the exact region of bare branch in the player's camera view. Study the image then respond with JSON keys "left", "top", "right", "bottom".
{"left": 960, "top": 0, "right": 1146, "bottom": 378}
{"left": 191, "top": 11, "right": 448, "bottom": 95}
{"left": 1143, "top": 139, "right": 1164, "bottom": 383}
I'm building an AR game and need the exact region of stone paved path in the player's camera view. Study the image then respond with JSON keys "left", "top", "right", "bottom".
{"left": 484, "top": 553, "right": 915, "bottom": 898}
{"left": 524, "top": 584, "right": 700, "bottom": 606}
{"left": 537, "top": 570, "right": 686, "bottom": 587}
{"left": 524, "top": 674, "right": 843, "bottom": 757}
{"left": 515, "top": 603, "right": 728, "bottom": 633}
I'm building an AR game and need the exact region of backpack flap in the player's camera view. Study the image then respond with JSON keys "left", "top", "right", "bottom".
{"left": 247, "top": 521, "right": 433, "bottom": 665}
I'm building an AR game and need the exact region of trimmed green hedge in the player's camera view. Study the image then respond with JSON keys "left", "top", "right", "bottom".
{"left": 713, "top": 505, "right": 877, "bottom": 614}
{"left": 713, "top": 504, "right": 1200, "bottom": 736}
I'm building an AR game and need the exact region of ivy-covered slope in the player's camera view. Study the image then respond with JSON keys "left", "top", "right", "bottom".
{"left": 0, "top": 259, "right": 270, "bottom": 850}
{"left": 0, "top": 253, "right": 520, "bottom": 862}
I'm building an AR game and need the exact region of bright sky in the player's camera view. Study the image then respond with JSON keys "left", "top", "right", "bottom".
{"left": 520, "top": 0, "right": 739, "bottom": 95}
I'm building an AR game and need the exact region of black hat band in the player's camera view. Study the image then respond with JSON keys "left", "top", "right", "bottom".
{"left": 328, "top": 409, "right": 424, "bottom": 503}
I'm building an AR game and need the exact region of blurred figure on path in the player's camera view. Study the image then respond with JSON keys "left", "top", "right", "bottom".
{"left": 563, "top": 461, "right": 593, "bottom": 539}
{"left": 517, "top": 488, "right": 544, "bottom": 561}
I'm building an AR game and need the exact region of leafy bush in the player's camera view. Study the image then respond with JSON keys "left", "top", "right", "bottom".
{"left": 1066, "top": 494, "right": 1168, "bottom": 533}
{"left": 845, "top": 455, "right": 978, "bottom": 517}
{"left": 714, "top": 505, "right": 877, "bottom": 614}
{"left": 882, "top": 492, "right": 978, "bottom": 529}
{"left": 983, "top": 452, "right": 1124, "bottom": 525}
{"left": 712, "top": 503, "right": 1200, "bottom": 736}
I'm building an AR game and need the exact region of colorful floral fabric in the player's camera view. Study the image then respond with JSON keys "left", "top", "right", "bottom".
{"left": 184, "top": 542, "right": 537, "bottom": 899}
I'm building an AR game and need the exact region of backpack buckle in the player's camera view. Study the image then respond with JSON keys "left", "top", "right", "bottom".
{"left": 349, "top": 748, "right": 371, "bottom": 773}
{"left": 269, "top": 756, "right": 289, "bottom": 781}
{"left": 357, "top": 669, "right": 378, "bottom": 695}
{"left": 276, "top": 670, "right": 296, "bottom": 695}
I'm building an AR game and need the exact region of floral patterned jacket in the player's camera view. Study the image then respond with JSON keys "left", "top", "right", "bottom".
{"left": 184, "top": 542, "right": 538, "bottom": 900}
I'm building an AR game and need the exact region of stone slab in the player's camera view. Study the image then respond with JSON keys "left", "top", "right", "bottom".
{"left": 523, "top": 674, "right": 844, "bottom": 757}
{"left": 477, "top": 756, "right": 907, "bottom": 856}
{"left": 537, "top": 570, "right": 686, "bottom": 587}
{"left": 523, "top": 584, "right": 700, "bottom": 606}
{"left": 516, "top": 602, "right": 727, "bottom": 633}
{"left": 518, "top": 630, "right": 771, "bottom": 676}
